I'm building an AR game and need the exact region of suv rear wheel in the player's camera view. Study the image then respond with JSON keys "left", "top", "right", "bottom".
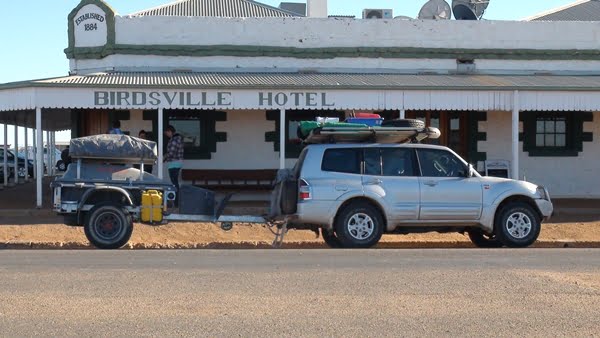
{"left": 494, "top": 202, "right": 541, "bottom": 248}
{"left": 321, "top": 228, "right": 341, "bottom": 248}
{"left": 334, "top": 202, "right": 384, "bottom": 248}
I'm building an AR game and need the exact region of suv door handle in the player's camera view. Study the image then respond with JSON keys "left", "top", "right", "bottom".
{"left": 365, "top": 178, "right": 382, "bottom": 185}
{"left": 423, "top": 180, "right": 438, "bottom": 187}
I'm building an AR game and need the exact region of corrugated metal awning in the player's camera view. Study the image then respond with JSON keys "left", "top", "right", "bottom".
{"left": 7, "top": 72, "right": 600, "bottom": 91}
{"left": 1, "top": 72, "right": 600, "bottom": 115}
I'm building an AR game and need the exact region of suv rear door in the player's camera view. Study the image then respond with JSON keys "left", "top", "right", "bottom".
{"left": 314, "top": 147, "right": 364, "bottom": 201}
{"left": 362, "top": 147, "right": 420, "bottom": 223}
{"left": 416, "top": 148, "right": 482, "bottom": 221}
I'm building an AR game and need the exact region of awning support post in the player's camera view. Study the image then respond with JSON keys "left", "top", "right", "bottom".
{"left": 158, "top": 108, "right": 164, "bottom": 179}
{"left": 2, "top": 123, "right": 8, "bottom": 188}
{"left": 32, "top": 130, "right": 37, "bottom": 180}
{"left": 24, "top": 127, "right": 29, "bottom": 182}
{"left": 512, "top": 91, "right": 520, "bottom": 180}
{"left": 46, "top": 131, "right": 50, "bottom": 177}
{"left": 51, "top": 131, "right": 56, "bottom": 176}
{"left": 279, "top": 108, "right": 286, "bottom": 170}
{"left": 13, "top": 124, "right": 18, "bottom": 185}
{"left": 3, "top": 124, "right": 7, "bottom": 187}
{"left": 36, "top": 108, "right": 43, "bottom": 208}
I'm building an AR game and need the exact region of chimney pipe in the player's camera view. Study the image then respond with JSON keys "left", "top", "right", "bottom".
{"left": 307, "top": 0, "right": 327, "bottom": 18}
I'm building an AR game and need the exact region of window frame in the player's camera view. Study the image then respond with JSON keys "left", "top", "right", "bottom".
{"left": 521, "top": 111, "right": 592, "bottom": 157}
{"left": 164, "top": 110, "right": 227, "bottom": 160}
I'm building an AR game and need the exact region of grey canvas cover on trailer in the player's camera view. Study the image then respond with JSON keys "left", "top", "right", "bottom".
{"left": 69, "top": 134, "right": 157, "bottom": 163}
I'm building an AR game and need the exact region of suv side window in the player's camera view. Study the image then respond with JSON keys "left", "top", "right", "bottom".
{"left": 363, "top": 148, "right": 416, "bottom": 177}
{"left": 381, "top": 148, "right": 416, "bottom": 177}
{"left": 321, "top": 148, "right": 361, "bottom": 174}
{"left": 417, "top": 149, "right": 467, "bottom": 178}
{"left": 364, "top": 148, "right": 381, "bottom": 175}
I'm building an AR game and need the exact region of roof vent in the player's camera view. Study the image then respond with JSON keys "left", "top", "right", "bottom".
{"left": 456, "top": 59, "right": 476, "bottom": 74}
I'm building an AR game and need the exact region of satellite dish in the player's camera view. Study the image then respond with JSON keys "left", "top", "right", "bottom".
{"left": 418, "top": 0, "right": 452, "bottom": 20}
{"left": 452, "top": 0, "right": 490, "bottom": 20}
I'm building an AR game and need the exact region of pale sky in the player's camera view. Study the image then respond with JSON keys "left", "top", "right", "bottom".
{"left": 0, "top": 0, "right": 577, "bottom": 145}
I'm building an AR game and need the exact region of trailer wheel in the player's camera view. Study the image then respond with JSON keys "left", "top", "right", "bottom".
{"left": 84, "top": 204, "right": 133, "bottom": 249}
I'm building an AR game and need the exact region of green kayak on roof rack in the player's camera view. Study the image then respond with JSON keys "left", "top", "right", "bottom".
{"left": 297, "top": 121, "right": 370, "bottom": 139}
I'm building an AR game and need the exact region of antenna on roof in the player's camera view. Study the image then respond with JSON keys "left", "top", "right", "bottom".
{"left": 418, "top": 0, "right": 452, "bottom": 20}
{"left": 452, "top": 0, "right": 490, "bottom": 20}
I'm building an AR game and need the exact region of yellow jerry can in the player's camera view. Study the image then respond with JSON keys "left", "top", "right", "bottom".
{"left": 141, "top": 190, "right": 163, "bottom": 223}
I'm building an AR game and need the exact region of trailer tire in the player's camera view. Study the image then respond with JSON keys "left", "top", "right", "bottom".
{"left": 381, "top": 119, "right": 425, "bottom": 129}
{"left": 84, "top": 204, "right": 133, "bottom": 249}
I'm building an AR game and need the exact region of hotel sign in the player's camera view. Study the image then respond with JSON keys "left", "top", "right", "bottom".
{"left": 93, "top": 91, "right": 336, "bottom": 108}
{"left": 73, "top": 4, "right": 108, "bottom": 48}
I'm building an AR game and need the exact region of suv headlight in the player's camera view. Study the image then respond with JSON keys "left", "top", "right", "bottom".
{"left": 536, "top": 186, "right": 550, "bottom": 201}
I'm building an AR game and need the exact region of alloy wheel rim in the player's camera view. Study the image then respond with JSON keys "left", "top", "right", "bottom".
{"left": 347, "top": 213, "right": 375, "bottom": 240}
{"left": 505, "top": 212, "right": 532, "bottom": 239}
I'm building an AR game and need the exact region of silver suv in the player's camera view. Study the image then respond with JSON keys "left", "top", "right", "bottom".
{"left": 284, "top": 143, "right": 553, "bottom": 248}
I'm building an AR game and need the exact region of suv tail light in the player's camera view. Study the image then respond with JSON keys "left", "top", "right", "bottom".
{"left": 298, "top": 179, "right": 312, "bottom": 201}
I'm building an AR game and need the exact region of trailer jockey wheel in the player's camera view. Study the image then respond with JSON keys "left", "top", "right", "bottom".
{"left": 220, "top": 222, "right": 233, "bottom": 231}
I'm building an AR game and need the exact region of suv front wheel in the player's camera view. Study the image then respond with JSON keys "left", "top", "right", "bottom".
{"left": 334, "top": 202, "right": 384, "bottom": 248}
{"left": 494, "top": 202, "right": 541, "bottom": 248}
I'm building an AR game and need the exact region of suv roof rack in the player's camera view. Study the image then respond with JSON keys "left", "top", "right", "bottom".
{"left": 303, "top": 126, "right": 441, "bottom": 145}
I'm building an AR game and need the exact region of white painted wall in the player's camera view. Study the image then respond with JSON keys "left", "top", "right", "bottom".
{"left": 72, "top": 55, "right": 457, "bottom": 74}
{"left": 72, "top": 55, "right": 600, "bottom": 75}
{"left": 175, "top": 110, "right": 280, "bottom": 170}
{"left": 480, "top": 111, "right": 600, "bottom": 198}
{"left": 119, "top": 110, "right": 153, "bottom": 136}
{"left": 68, "top": 16, "right": 600, "bottom": 74}
{"left": 115, "top": 16, "right": 600, "bottom": 50}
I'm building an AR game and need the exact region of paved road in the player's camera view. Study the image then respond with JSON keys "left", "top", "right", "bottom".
{"left": 0, "top": 249, "right": 599, "bottom": 337}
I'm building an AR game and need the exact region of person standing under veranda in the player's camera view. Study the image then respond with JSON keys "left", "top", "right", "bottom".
{"left": 108, "top": 120, "right": 124, "bottom": 135}
{"left": 134, "top": 130, "right": 154, "bottom": 174}
{"left": 164, "top": 125, "right": 184, "bottom": 207}
{"left": 60, "top": 145, "right": 72, "bottom": 170}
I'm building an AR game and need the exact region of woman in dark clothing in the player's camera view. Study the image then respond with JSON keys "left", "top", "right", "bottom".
{"left": 164, "top": 125, "right": 184, "bottom": 207}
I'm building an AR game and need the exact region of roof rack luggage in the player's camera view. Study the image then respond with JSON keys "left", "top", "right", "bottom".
{"left": 303, "top": 126, "right": 441, "bottom": 144}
